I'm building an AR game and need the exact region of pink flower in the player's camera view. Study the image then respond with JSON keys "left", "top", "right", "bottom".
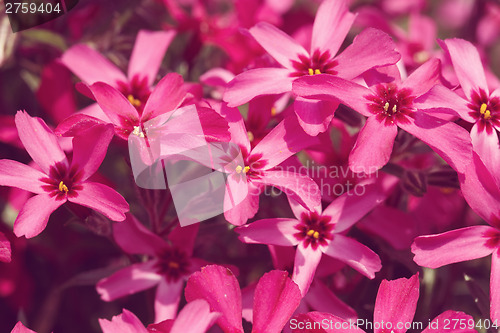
{"left": 10, "top": 322, "right": 37, "bottom": 333}
{"left": 223, "top": 0, "right": 400, "bottom": 135}
{"left": 236, "top": 184, "right": 387, "bottom": 295}
{"left": 99, "top": 300, "right": 220, "bottom": 333}
{"left": 0, "top": 111, "right": 129, "bottom": 238}
{"left": 96, "top": 214, "right": 206, "bottom": 322}
{"left": 184, "top": 265, "right": 302, "bottom": 333}
{"left": 293, "top": 59, "right": 472, "bottom": 175}
{"left": 293, "top": 274, "right": 477, "bottom": 333}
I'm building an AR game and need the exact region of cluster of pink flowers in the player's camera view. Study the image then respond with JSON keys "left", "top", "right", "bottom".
{"left": 0, "top": 0, "right": 499, "bottom": 332}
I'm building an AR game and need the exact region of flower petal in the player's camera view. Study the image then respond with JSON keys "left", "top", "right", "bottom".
{"left": 99, "top": 309, "right": 149, "bottom": 333}
{"left": 96, "top": 261, "right": 161, "bottom": 301}
{"left": 306, "top": 280, "right": 357, "bottom": 320}
{"left": 311, "top": 0, "right": 355, "bottom": 57}
{"left": 224, "top": 68, "right": 293, "bottom": 107}
{"left": 411, "top": 226, "right": 497, "bottom": 268}
{"left": 61, "top": 44, "right": 127, "bottom": 85}
{"left": 10, "top": 322, "right": 37, "bottom": 333}
{"left": 142, "top": 73, "right": 187, "bottom": 121}
{"left": 236, "top": 218, "right": 300, "bottom": 246}
{"left": 154, "top": 279, "right": 183, "bottom": 323}
{"left": 414, "top": 85, "right": 474, "bottom": 122}
{"left": 68, "top": 181, "right": 128, "bottom": 222}
{"left": 323, "top": 234, "right": 381, "bottom": 278}
{"left": 335, "top": 28, "right": 400, "bottom": 80}
{"left": 400, "top": 58, "right": 441, "bottom": 97}
{"left": 292, "top": 312, "right": 365, "bottom": 333}
{"left": 0, "top": 232, "right": 11, "bottom": 263}
{"left": 349, "top": 117, "right": 398, "bottom": 175}
{"left": 113, "top": 214, "right": 167, "bottom": 256}
{"left": 374, "top": 274, "right": 419, "bottom": 333}
{"left": 13, "top": 194, "right": 65, "bottom": 238}
{"left": 491, "top": 248, "right": 500, "bottom": 322}
{"left": 249, "top": 22, "right": 309, "bottom": 69}
{"left": 184, "top": 265, "right": 244, "bottom": 333}
{"left": 323, "top": 183, "right": 387, "bottom": 233}
{"left": 293, "top": 98, "right": 338, "bottom": 136}
{"left": 0, "top": 160, "right": 46, "bottom": 194}
{"left": 422, "top": 310, "right": 479, "bottom": 333}
{"left": 15, "top": 111, "right": 67, "bottom": 175}
{"left": 293, "top": 242, "right": 323, "bottom": 295}
{"left": 128, "top": 30, "right": 176, "bottom": 86}
{"left": 398, "top": 111, "right": 472, "bottom": 174}
{"left": 443, "top": 38, "right": 488, "bottom": 99}
{"left": 169, "top": 299, "right": 220, "bottom": 333}
{"left": 471, "top": 123, "right": 500, "bottom": 188}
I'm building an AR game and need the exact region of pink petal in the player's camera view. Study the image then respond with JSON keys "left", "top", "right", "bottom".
{"left": 167, "top": 224, "right": 199, "bottom": 256}
{"left": 200, "top": 68, "right": 235, "bottom": 87}
{"left": 219, "top": 103, "right": 251, "bottom": 154}
{"left": 323, "top": 235, "right": 381, "bottom": 278}
{"left": 253, "top": 270, "right": 302, "bottom": 333}
{"left": 224, "top": 184, "right": 260, "bottom": 226}
{"left": 335, "top": 28, "right": 400, "bottom": 80}
{"left": 96, "top": 261, "right": 161, "bottom": 301}
{"left": 414, "top": 85, "right": 474, "bottom": 122}
{"left": 13, "top": 194, "right": 65, "bottom": 238}
{"left": 113, "top": 214, "right": 167, "bottom": 256}
{"left": 142, "top": 73, "right": 187, "bottom": 121}
{"left": 401, "top": 58, "right": 441, "bottom": 97}
{"left": 422, "top": 310, "right": 478, "bottom": 333}
{"left": 0, "top": 160, "right": 46, "bottom": 194}
{"left": 292, "top": 75, "right": 373, "bottom": 117}
{"left": 349, "top": 117, "right": 398, "bottom": 175}
{"left": 224, "top": 68, "right": 294, "bottom": 107}
{"left": 398, "top": 111, "right": 472, "bottom": 174}
{"left": 471, "top": 123, "right": 500, "bottom": 188}
{"left": 491, "top": 248, "right": 500, "bottom": 322}
{"left": 89, "top": 82, "right": 140, "bottom": 129}
{"left": 252, "top": 116, "right": 321, "bottom": 169}
{"left": 169, "top": 299, "right": 220, "bottom": 333}
{"left": 443, "top": 38, "right": 488, "bottom": 99}
{"left": 10, "top": 322, "right": 37, "bottom": 333}
{"left": 54, "top": 113, "right": 107, "bottom": 137}
{"left": 293, "top": 98, "right": 338, "bottom": 136}
{"left": 224, "top": 176, "right": 251, "bottom": 226}
{"left": 311, "top": 0, "right": 355, "bottom": 57}
{"left": 184, "top": 265, "right": 244, "bottom": 333}
{"left": 15, "top": 111, "right": 67, "bottom": 175}
{"left": 306, "top": 280, "right": 357, "bottom": 320}
{"left": 99, "top": 309, "right": 149, "bottom": 333}
{"left": 68, "top": 181, "right": 128, "bottom": 222}
{"left": 292, "top": 312, "right": 366, "bottom": 333}
{"left": 293, "top": 242, "right": 323, "bottom": 295}
{"left": 257, "top": 170, "right": 321, "bottom": 211}
{"left": 154, "top": 279, "right": 183, "bottom": 323}
{"left": 61, "top": 44, "right": 127, "bottom": 85}
{"left": 71, "top": 124, "right": 114, "bottom": 181}
{"left": 411, "top": 226, "right": 497, "bottom": 268}
{"left": 249, "top": 22, "right": 309, "bottom": 69}
{"left": 0, "top": 232, "right": 11, "bottom": 263}
{"left": 128, "top": 30, "right": 176, "bottom": 86}
{"left": 374, "top": 274, "right": 419, "bottom": 333}
{"left": 236, "top": 218, "right": 300, "bottom": 246}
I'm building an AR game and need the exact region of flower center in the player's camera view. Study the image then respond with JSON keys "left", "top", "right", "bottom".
{"left": 467, "top": 89, "right": 500, "bottom": 133}
{"left": 294, "top": 212, "right": 334, "bottom": 250}
{"left": 154, "top": 247, "right": 190, "bottom": 282}
{"left": 127, "top": 94, "right": 142, "bottom": 108}
{"left": 116, "top": 75, "right": 151, "bottom": 114}
{"left": 235, "top": 165, "right": 250, "bottom": 174}
{"left": 366, "top": 83, "right": 415, "bottom": 125}
{"left": 291, "top": 49, "right": 337, "bottom": 77}
{"left": 58, "top": 181, "right": 69, "bottom": 193}
{"left": 40, "top": 162, "right": 83, "bottom": 200}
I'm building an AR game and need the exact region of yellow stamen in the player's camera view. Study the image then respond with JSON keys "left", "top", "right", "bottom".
{"left": 235, "top": 165, "right": 250, "bottom": 174}
{"left": 132, "top": 126, "right": 145, "bottom": 138}
{"left": 392, "top": 105, "right": 397, "bottom": 113}
{"left": 383, "top": 102, "right": 390, "bottom": 112}
{"left": 440, "top": 187, "right": 455, "bottom": 194}
{"left": 168, "top": 261, "right": 180, "bottom": 269}
{"left": 271, "top": 107, "right": 277, "bottom": 116}
{"left": 243, "top": 166, "right": 250, "bottom": 173}
{"left": 314, "top": 69, "right": 321, "bottom": 75}
{"left": 235, "top": 165, "right": 243, "bottom": 173}
{"left": 308, "top": 68, "right": 314, "bottom": 75}
{"left": 307, "top": 229, "right": 315, "bottom": 237}
{"left": 484, "top": 110, "right": 492, "bottom": 120}
{"left": 58, "top": 181, "right": 68, "bottom": 193}
{"left": 480, "top": 103, "right": 488, "bottom": 114}
{"left": 247, "top": 131, "right": 254, "bottom": 142}
{"left": 127, "top": 94, "right": 141, "bottom": 108}
{"left": 313, "top": 231, "right": 320, "bottom": 239}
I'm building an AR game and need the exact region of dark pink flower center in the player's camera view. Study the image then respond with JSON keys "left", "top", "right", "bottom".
{"left": 366, "top": 83, "right": 415, "bottom": 125}
{"left": 154, "top": 247, "right": 190, "bottom": 283}
{"left": 116, "top": 75, "right": 151, "bottom": 115}
{"left": 40, "top": 162, "right": 83, "bottom": 201}
{"left": 467, "top": 89, "right": 500, "bottom": 134}
{"left": 290, "top": 50, "right": 337, "bottom": 77}
{"left": 294, "top": 212, "right": 334, "bottom": 250}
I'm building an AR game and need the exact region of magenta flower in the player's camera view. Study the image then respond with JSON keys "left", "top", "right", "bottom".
{"left": 0, "top": 231, "right": 11, "bottom": 263}
{"left": 10, "top": 322, "right": 37, "bottom": 333}
{"left": 0, "top": 111, "right": 129, "bottom": 238}
{"left": 219, "top": 105, "right": 321, "bottom": 226}
{"left": 223, "top": 0, "right": 400, "bottom": 135}
{"left": 237, "top": 184, "right": 386, "bottom": 295}
{"left": 99, "top": 300, "right": 220, "bottom": 333}
{"left": 96, "top": 214, "right": 207, "bottom": 322}
{"left": 293, "top": 59, "right": 472, "bottom": 175}
{"left": 184, "top": 265, "right": 302, "bottom": 333}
